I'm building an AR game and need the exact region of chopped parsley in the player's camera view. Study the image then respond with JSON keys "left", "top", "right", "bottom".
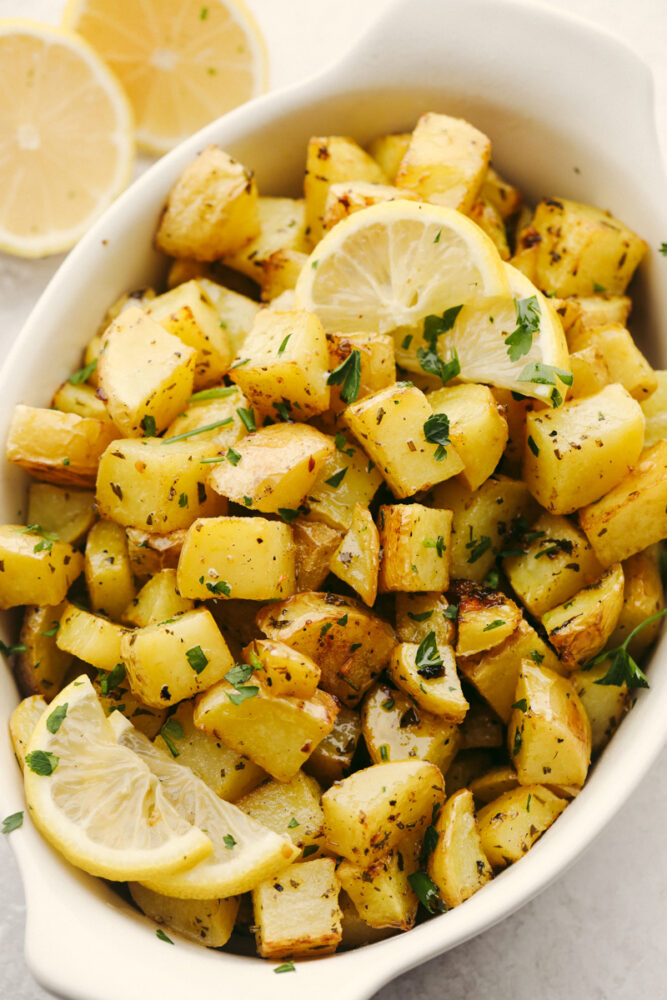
{"left": 407, "top": 871, "right": 445, "bottom": 914}
{"left": 325, "top": 467, "right": 347, "bottom": 488}
{"left": 236, "top": 406, "right": 256, "bottom": 432}
{"left": 25, "top": 750, "right": 59, "bottom": 775}
{"left": 226, "top": 447, "right": 241, "bottom": 466}
{"left": 415, "top": 631, "right": 444, "bottom": 679}
{"left": 278, "top": 507, "right": 301, "bottom": 524}
{"left": 327, "top": 349, "right": 362, "bottom": 404}
{"left": 527, "top": 435, "right": 539, "bottom": 457}
{"left": 160, "top": 717, "right": 185, "bottom": 757}
{"left": 156, "top": 929, "right": 174, "bottom": 944}
{"left": 2, "top": 811, "right": 23, "bottom": 834}
{"left": 512, "top": 727, "right": 522, "bottom": 756}
{"left": 407, "top": 610, "right": 433, "bottom": 623}
{"left": 206, "top": 579, "right": 231, "bottom": 596}
{"left": 416, "top": 307, "right": 462, "bottom": 384}
{"left": 334, "top": 432, "right": 355, "bottom": 456}
{"left": 504, "top": 296, "right": 541, "bottom": 362}
{"left": 46, "top": 703, "right": 68, "bottom": 734}
{"left": 482, "top": 619, "right": 505, "bottom": 631}
{"left": 423, "top": 412, "right": 451, "bottom": 461}
{"left": 466, "top": 528, "right": 492, "bottom": 563}
{"left": 186, "top": 645, "right": 208, "bottom": 674}
{"left": 423, "top": 535, "right": 446, "bottom": 557}
{"left": 274, "top": 962, "right": 296, "bottom": 974}
{"left": 587, "top": 608, "right": 667, "bottom": 688}
{"left": 98, "top": 662, "right": 126, "bottom": 695}
{"left": 140, "top": 414, "right": 156, "bottom": 437}
{"left": 223, "top": 834, "right": 237, "bottom": 850}
{"left": 68, "top": 358, "right": 98, "bottom": 385}
{"left": 512, "top": 699, "right": 528, "bottom": 713}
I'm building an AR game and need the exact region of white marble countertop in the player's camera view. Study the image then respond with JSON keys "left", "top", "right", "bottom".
{"left": 1, "top": 0, "right": 665, "bottom": 997}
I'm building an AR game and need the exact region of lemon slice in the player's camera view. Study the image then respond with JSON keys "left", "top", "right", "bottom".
{"left": 0, "top": 19, "right": 134, "bottom": 258}
{"left": 294, "top": 199, "right": 510, "bottom": 335}
{"left": 437, "top": 263, "right": 571, "bottom": 403}
{"left": 65, "top": 0, "right": 268, "bottom": 154}
{"left": 23, "top": 676, "right": 213, "bottom": 881}
{"left": 109, "top": 712, "right": 299, "bottom": 899}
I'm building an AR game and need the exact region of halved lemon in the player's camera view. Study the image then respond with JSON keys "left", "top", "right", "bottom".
{"left": 64, "top": 0, "right": 268, "bottom": 154}
{"left": 110, "top": 711, "right": 299, "bottom": 899}
{"left": 0, "top": 19, "right": 134, "bottom": 258}
{"left": 294, "top": 199, "right": 511, "bottom": 335}
{"left": 23, "top": 676, "right": 213, "bottom": 880}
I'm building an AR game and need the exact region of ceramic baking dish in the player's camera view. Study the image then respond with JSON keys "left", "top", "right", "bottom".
{"left": 1, "top": 1, "right": 665, "bottom": 997}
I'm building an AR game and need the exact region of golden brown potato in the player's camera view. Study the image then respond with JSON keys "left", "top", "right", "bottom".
{"left": 322, "top": 331, "right": 396, "bottom": 428}
{"left": 454, "top": 581, "right": 522, "bottom": 657}
{"left": 608, "top": 547, "right": 664, "bottom": 657}
{"left": 304, "top": 705, "right": 362, "bottom": 786}
{"left": 337, "top": 828, "right": 422, "bottom": 930}
{"left": 477, "top": 785, "right": 567, "bottom": 869}
{"left": 155, "top": 145, "right": 260, "bottom": 261}
{"left": 304, "top": 436, "right": 383, "bottom": 531}
{"left": 366, "top": 132, "right": 411, "bottom": 181}
{"left": 85, "top": 519, "right": 136, "bottom": 621}
{"left": 223, "top": 196, "right": 308, "bottom": 281}
{"left": 15, "top": 603, "right": 72, "bottom": 700}
{"left": 378, "top": 503, "right": 452, "bottom": 594}
{"left": 329, "top": 503, "right": 380, "bottom": 607}
{"left": 568, "top": 324, "right": 657, "bottom": 401}
{"left": 252, "top": 857, "right": 342, "bottom": 958}
{"left": 427, "top": 382, "right": 509, "bottom": 491}
{"left": 241, "top": 638, "right": 321, "bottom": 699}
{"left": 256, "top": 591, "right": 396, "bottom": 707}
{"left": 570, "top": 660, "right": 629, "bottom": 754}
{"left": 361, "top": 681, "right": 460, "bottom": 773}
{"left": 237, "top": 771, "right": 325, "bottom": 860}
{"left": 129, "top": 884, "right": 240, "bottom": 948}
{"left": 428, "top": 788, "right": 493, "bottom": 907}
{"left": 640, "top": 370, "right": 667, "bottom": 446}
{"left": 394, "top": 592, "right": 456, "bottom": 648}
{"left": 541, "top": 563, "right": 625, "bottom": 668}
{"left": 0, "top": 526, "right": 84, "bottom": 610}
{"left": 55, "top": 602, "right": 127, "bottom": 672}
{"left": 322, "top": 180, "right": 419, "bottom": 232}
{"left": 26, "top": 483, "right": 96, "bottom": 546}
{"left": 293, "top": 519, "right": 344, "bottom": 592}
{"left": 387, "top": 639, "right": 468, "bottom": 723}
{"left": 122, "top": 568, "right": 193, "bottom": 628}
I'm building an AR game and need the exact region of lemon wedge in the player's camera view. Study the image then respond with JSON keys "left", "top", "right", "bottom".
{"left": 294, "top": 199, "right": 510, "bottom": 335}
{"left": 109, "top": 712, "right": 299, "bottom": 899}
{"left": 23, "top": 676, "right": 213, "bottom": 881}
{"left": 65, "top": 0, "right": 268, "bottom": 154}
{"left": 436, "top": 263, "right": 571, "bottom": 403}
{"left": 0, "top": 19, "right": 134, "bottom": 258}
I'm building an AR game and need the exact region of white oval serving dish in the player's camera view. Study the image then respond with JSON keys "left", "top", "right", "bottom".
{"left": 1, "top": 1, "right": 666, "bottom": 998}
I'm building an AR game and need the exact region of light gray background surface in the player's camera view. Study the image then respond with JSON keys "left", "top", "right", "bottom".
{"left": 1, "top": 0, "right": 665, "bottom": 997}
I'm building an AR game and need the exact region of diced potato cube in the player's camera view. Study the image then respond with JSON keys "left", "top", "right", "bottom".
{"left": 52, "top": 380, "right": 113, "bottom": 422}
{"left": 567, "top": 294, "right": 632, "bottom": 334}
{"left": 122, "top": 568, "right": 193, "bottom": 628}
{"left": 567, "top": 346, "right": 612, "bottom": 400}
{"left": 490, "top": 387, "right": 532, "bottom": 476}
{"left": 570, "top": 660, "right": 629, "bottom": 754}
{"left": 508, "top": 662, "right": 591, "bottom": 787}
{"left": 458, "top": 618, "right": 566, "bottom": 723}
{"left": 323, "top": 332, "right": 396, "bottom": 428}
{"left": 98, "top": 307, "right": 197, "bottom": 437}
{"left": 152, "top": 698, "right": 265, "bottom": 800}
{"left": 378, "top": 503, "right": 452, "bottom": 593}
{"left": 126, "top": 527, "right": 187, "bottom": 579}
{"left": 454, "top": 581, "right": 522, "bottom": 656}
{"left": 480, "top": 166, "right": 522, "bottom": 220}
{"left": 238, "top": 771, "right": 325, "bottom": 859}
{"left": 128, "top": 883, "right": 239, "bottom": 948}
{"left": 366, "top": 132, "right": 411, "bottom": 181}
{"left": 252, "top": 857, "right": 342, "bottom": 958}
{"left": 428, "top": 384, "right": 508, "bottom": 492}
{"left": 176, "top": 515, "right": 295, "bottom": 602}
{"left": 260, "top": 249, "right": 308, "bottom": 302}
{"left": 541, "top": 563, "right": 625, "bottom": 668}
{"left": 304, "top": 705, "right": 362, "bottom": 786}
{"left": 345, "top": 383, "right": 464, "bottom": 499}
{"left": 428, "top": 788, "right": 493, "bottom": 908}
{"left": 96, "top": 438, "right": 226, "bottom": 532}
{"left": 322, "top": 760, "right": 445, "bottom": 865}
{"left": 523, "top": 384, "right": 645, "bottom": 515}
{"left": 155, "top": 145, "right": 260, "bottom": 261}
{"left": 223, "top": 196, "right": 308, "bottom": 280}
{"left": 229, "top": 308, "right": 330, "bottom": 417}
{"left": 329, "top": 504, "right": 380, "bottom": 608}
{"left": 568, "top": 324, "right": 657, "bottom": 401}
{"left": 395, "top": 112, "right": 491, "bottom": 213}
{"left": 468, "top": 198, "right": 510, "bottom": 260}
{"left": 640, "top": 370, "right": 667, "bottom": 447}
{"left": 293, "top": 520, "right": 344, "bottom": 592}
{"left": 431, "top": 473, "right": 539, "bottom": 583}
{"left": 15, "top": 604, "right": 72, "bottom": 700}
{"left": 503, "top": 512, "right": 603, "bottom": 616}
{"left": 338, "top": 828, "right": 422, "bottom": 930}
{"left": 26, "top": 483, "right": 95, "bottom": 549}
{"left": 387, "top": 639, "right": 468, "bottom": 723}
{"left": 304, "top": 437, "right": 383, "bottom": 531}
{"left": 361, "top": 681, "right": 460, "bottom": 773}
{"left": 323, "top": 180, "right": 419, "bottom": 232}
{"left": 394, "top": 592, "right": 456, "bottom": 648}
{"left": 207, "top": 423, "right": 334, "bottom": 513}
{"left": 256, "top": 592, "right": 396, "bottom": 707}
{"left": 0, "top": 526, "right": 83, "bottom": 610}
{"left": 511, "top": 198, "right": 647, "bottom": 296}
{"left": 242, "top": 638, "right": 320, "bottom": 699}
{"left": 469, "top": 765, "right": 521, "bottom": 805}
{"left": 304, "top": 135, "right": 387, "bottom": 247}
{"left": 477, "top": 785, "right": 567, "bottom": 869}
{"left": 56, "top": 602, "right": 126, "bottom": 672}
{"left": 9, "top": 694, "right": 48, "bottom": 770}
{"left": 162, "top": 387, "right": 248, "bottom": 451}
{"left": 579, "top": 441, "right": 667, "bottom": 566}
{"left": 85, "top": 519, "right": 135, "bottom": 621}
{"left": 608, "top": 547, "right": 664, "bottom": 657}
{"left": 121, "top": 606, "right": 234, "bottom": 708}
{"left": 197, "top": 279, "right": 261, "bottom": 356}
{"left": 6, "top": 405, "right": 119, "bottom": 488}
{"left": 194, "top": 676, "right": 338, "bottom": 782}
{"left": 147, "top": 280, "right": 232, "bottom": 388}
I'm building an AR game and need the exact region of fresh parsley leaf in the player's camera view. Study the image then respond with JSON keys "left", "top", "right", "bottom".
{"left": 407, "top": 610, "right": 433, "bottom": 623}
{"left": 512, "top": 727, "right": 522, "bottom": 756}
{"left": 334, "top": 432, "right": 355, "bottom": 456}
{"left": 141, "top": 414, "right": 156, "bottom": 437}
{"left": 484, "top": 568, "right": 500, "bottom": 589}
{"left": 302, "top": 844, "right": 318, "bottom": 857}
{"left": 177, "top": 492, "right": 188, "bottom": 508}
{"left": 589, "top": 608, "right": 666, "bottom": 689}
{"left": 186, "top": 645, "right": 208, "bottom": 674}
{"left": 381, "top": 697, "right": 395, "bottom": 710}
{"left": 274, "top": 962, "right": 296, "bottom": 974}
{"left": 530, "top": 649, "right": 544, "bottom": 664}
{"left": 593, "top": 281, "right": 606, "bottom": 293}
{"left": 98, "top": 662, "right": 126, "bottom": 695}
{"left": 327, "top": 349, "right": 362, "bottom": 404}
{"left": 227, "top": 686, "right": 259, "bottom": 705}
{"left": 415, "top": 631, "right": 444, "bottom": 679}
{"left": 407, "top": 871, "right": 445, "bottom": 914}
{"left": 2, "top": 811, "right": 23, "bottom": 834}
{"left": 206, "top": 580, "right": 231, "bottom": 596}
{"left": 68, "top": 358, "right": 98, "bottom": 385}
{"left": 225, "top": 662, "right": 255, "bottom": 687}
{"left": 421, "top": 822, "right": 439, "bottom": 859}
{"left": 273, "top": 399, "right": 292, "bottom": 422}
{"left": 512, "top": 699, "right": 528, "bottom": 712}
{"left": 443, "top": 604, "right": 458, "bottom": 620}
{"left": 278, "top": 507, "right": 300, "bottom": 524}
{"left": 423, "top": 412, "right": 450, "bottom": 461}
{"left": 156, "top": 929, "right": 174, "bottom": 944}
{"left": 226, "top": 447, "right": 241, "bottom": 466}
{"left": 160, "top": 718, "right": 184, "bottom": 757}
{"left": 466, "top": 530, "right": 492, "bottom": 563}
{"left": 25, "top": 750, "right": 59, "bottom": 775}
{"left": 504, "top": 296, "right": 541, "bottom": 361}
{"left": 277, "top": 334, "right": 291, "bottom": 355}
{"left": 659, "top": 243, "right": 667, "bottom": 256}
{"left": 223, "top": 834, "right": 237, "bottom": 849}
{"left": 287, "top": 817, "right": 300, "bottom": 829}
{"left": 517, "top": 362, "right": 573, "bottom": 387}
{"left": 46, "top": 703, "right": 68, "bottom": 734}
{"left": 325, "top": 467, "right": 347, "bottom": 488}
{"left": 0, "top": 639, "right": 27, "bottom": 657}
